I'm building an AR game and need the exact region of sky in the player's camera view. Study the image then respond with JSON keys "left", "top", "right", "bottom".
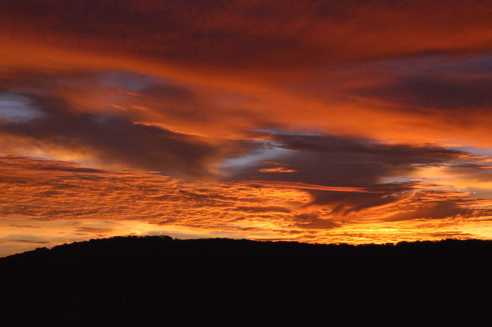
{"left": 2, "top": 0, "right": 492, "bottom": 256}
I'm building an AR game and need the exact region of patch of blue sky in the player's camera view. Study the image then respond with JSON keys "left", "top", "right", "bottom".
{"left": 452, "top": 146, "right": 492, "bottom": 157}
{"left": 220, "top": 141, "right": 294, "bottom": 173}
{"left": 0, "top": 93, "right": 43, "bottom": 123}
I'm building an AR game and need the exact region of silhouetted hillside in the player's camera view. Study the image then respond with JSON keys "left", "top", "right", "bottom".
{"left": 1, "top": 236, "right": 488, "bottom": 323}
{"left": 3, "top": 236, "right": 492, "bottom": 265}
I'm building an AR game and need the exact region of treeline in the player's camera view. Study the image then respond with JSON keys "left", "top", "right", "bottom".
{"left": 2, "top": 236, "right": 492, "bottom": 264}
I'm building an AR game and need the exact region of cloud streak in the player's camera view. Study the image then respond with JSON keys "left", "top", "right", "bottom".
{"left": 0, "top": 92, "right": 224, "bottom": 177}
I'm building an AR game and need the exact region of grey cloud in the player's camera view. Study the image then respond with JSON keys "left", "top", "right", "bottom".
{"left": 0, "top": 93, "right": 218, "bottom": 177}
{"left": 357, "top": 75, "right": 492, "bottom": 111}
{"left": 292, "top": 213, "right": 340, "bottom": 230}
{"left": 234, "top": 133, "right": 464, "bottom": 187}
{"left": 230, "top": 132, "right": 467, "bottom": 215}
{"left": 389, "top": 200, "right": 475, "bottom": 221}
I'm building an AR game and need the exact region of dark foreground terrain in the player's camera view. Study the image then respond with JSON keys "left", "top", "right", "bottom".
{"left": 3, "top": 236, "right": 492, "bottom": 263}
{"left": 1, "top": 236, "right": 490, "bottom": 322}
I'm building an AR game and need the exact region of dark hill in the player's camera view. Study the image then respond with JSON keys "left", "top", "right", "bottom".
{"left": 1, "top": 236, "right": 489, "bottom": 323}
{"left": 3, "top": 236, "right": 492, "bottom": 264}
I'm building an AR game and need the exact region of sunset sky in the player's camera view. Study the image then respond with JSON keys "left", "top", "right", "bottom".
{"left": 2, "top": 0, "right": 492, "bottom": 256}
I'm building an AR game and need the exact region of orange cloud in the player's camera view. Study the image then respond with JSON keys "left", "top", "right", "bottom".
{"left": 1, "top": 156, "right": 491, "bottom": 256}
{"left": 259, "top": 167, "right": 297, "bottom": 174}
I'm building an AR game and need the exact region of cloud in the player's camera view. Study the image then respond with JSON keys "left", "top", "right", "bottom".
{"left": 385, "top": 190, "right": 492, "bottom": 221}
{"left": 3, "top": 20, "right": 492, "bottom": 147}
{"left": 308, "top": 183, "right": 414, "bottom": 215}
{"left": 390, "top": 200, "right": 474, "bottom": 221}
{"left": 0, "top": 69, "right": 269, "bottom": 141}
{"left": 232, "top": 206, "right": 291, "bottom": 214}
{"left": 2, "top": 1, "right": 492, "bottom": 72}
{"left": 357, "top": 75, "right": 492, "bottom": 111}
{"left": 0, "top": 156, "right": 305, "bottom": 227}
{"left": 0, "top": 93, "right": 219, "bottom": 177}
{"left": 233, "top": 132, "right": 465, "bottom": 186}
{"left": 292, "top": 213, "right": 340, "bottom": 230}
{"left": 226, "top": 132, "right": 475, "bottom": 215}
{"left": 0, "top": 155, "right": 491, "bottom": 257}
